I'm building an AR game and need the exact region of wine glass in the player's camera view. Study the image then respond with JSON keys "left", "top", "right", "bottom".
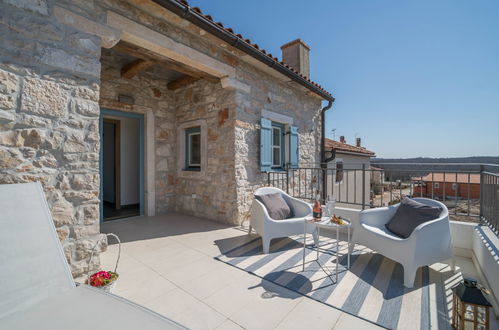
{"left": 325, "top": 197, "right": 336, "bottom": 218}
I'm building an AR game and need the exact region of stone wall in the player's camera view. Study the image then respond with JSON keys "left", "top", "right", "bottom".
{"left": 172, "top": 80, "right": 238, "bottom": 223}
{"left": 99, "top": 48, "right": 177, "bottom": 214}
{"left": 100, "top": 46, "right": 239, "bottom": 223}
{"left": 232, "top": 61, "right": 323, "bottom": 223}
{"left": 0, "top": 0, "right": 106, "bottom": 276}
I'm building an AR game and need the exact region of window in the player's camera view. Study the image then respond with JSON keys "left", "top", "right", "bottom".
{"left": 271, "top": 123, "right": 284, "bottom": 168}
{"left": 259, "top": 118, "right": 298, "bottom": 172}
{"left": 185, "top": 126, "right": 201, "bottom": 170}
{"left": 434, "top": 182, "right": 440, "bottom": 189}
{"left": 335, "top": 161, "right": 344, "bottom": 183}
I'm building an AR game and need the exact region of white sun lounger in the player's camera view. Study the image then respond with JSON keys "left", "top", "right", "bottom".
{"left": 0, "top": 182, "right": 186, "bottom": 330}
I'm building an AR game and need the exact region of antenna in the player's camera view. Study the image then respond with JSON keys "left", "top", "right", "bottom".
{"left": 331, "top": 128, "right": 337, "bottom": 140}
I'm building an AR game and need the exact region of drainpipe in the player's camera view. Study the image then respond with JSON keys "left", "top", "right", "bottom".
{"left": 320, "top": 99, "right": 334, "bottom": 202}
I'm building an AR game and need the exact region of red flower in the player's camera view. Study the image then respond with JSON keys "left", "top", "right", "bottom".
{"left": 89, "top": 270, "right": 117, "bottom": 287}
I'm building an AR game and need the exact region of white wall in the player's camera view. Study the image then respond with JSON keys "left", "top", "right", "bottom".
{"left": 326, "top": 153, "right": 371, "bottom": 206}
{"left": 472, "top": 225, "right": 499, "bottom": 316}
{"left": 102, "top": 122, "right": 115, "bottom": 203}
{"left": 119, "top": 116, "right": 140, "bottom": 206}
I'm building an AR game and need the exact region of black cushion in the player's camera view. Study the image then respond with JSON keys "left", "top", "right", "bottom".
{"left": 255, "top": 193, "right": 294, "bottom": 220}
{"left": 385, "top": 197, "right": 442, "bottom": 238}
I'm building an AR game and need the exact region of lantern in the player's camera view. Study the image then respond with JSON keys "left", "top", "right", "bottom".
{"left": 452, "top": 278, "right": 492, "bottom": 330}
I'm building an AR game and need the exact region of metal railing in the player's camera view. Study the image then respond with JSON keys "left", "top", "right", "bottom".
{"left": 481, "top": 170, "right": 499, "bottom": 236}
{"left": 267, "top": 163, "right": 499, "bottom": 235}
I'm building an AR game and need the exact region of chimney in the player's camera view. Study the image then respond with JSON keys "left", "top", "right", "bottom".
{"left": 280, "top": 39, "right": 310, "bottom": 78}
{"left": 340, "top": 136, "right": 345, "bottom": 143}
{"left": 356, "top": 138, "right": 361, "bottom": 147}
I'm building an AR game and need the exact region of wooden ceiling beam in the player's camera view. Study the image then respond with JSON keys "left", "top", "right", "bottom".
{"left": 167, "top": 76, "right": 201, "bottom": 91}
{"left": 121, "top": 59, "right": 155, "bottom": 79}
{"left": 114, "top": 41, "right": 219, "bottom": 83}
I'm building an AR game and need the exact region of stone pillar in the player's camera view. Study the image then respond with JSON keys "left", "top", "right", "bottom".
{"left": 0, "top": 0, "right": 107, "bottom": 277}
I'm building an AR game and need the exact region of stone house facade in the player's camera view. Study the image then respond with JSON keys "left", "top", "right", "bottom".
{"left": 0, "top": 0, "right": 333, "bottom": 276}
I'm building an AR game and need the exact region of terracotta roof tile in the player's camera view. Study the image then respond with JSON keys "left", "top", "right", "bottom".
{"left": 324, "top": 138, "right": 375, "bottom": 156}
{"left": 170, "top": 0, "right": 332, "bottom": 98}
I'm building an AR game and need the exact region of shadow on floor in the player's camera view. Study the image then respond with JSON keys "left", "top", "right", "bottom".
{"left": 101, "top": 212, "right": 235, "bottom": 244}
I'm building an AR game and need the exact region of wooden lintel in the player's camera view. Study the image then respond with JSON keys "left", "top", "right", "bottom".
{"left": 167, "top": 76, "right": 201, "bottom": 91}
{"left": 114, "top": 42, "right": 219, "bottom": 83}
{"left": 121, "top": 59, "right": 155, "bottom": 79}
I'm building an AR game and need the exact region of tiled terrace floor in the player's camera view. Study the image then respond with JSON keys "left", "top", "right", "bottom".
{"left": 100, "top": 213, "right": 492, "bottom": 330}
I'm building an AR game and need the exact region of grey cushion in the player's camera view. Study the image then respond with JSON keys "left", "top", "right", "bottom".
{"left": 255, "top": 193, "right": 294, "bottom": 220}
{"left": 385, "top": 197, "right": 442, "bottom": 238}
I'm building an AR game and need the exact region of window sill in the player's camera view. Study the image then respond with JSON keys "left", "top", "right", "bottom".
{"left": 183, "top": 168, "right": 201, "bottom": 172}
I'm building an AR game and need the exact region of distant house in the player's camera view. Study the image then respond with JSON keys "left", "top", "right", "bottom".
{"left": 371, "top": 166, "right": 385, "bottom": 186}
{"left": 324, "top": 137, "right": 375, "bottom": 205}
{"left": 412, "top": 173, "right": 480, "bottom": 200}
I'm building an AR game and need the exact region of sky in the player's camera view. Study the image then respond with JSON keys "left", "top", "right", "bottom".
{"left": 188, "top": 0, "right": 499, "bottom": 158}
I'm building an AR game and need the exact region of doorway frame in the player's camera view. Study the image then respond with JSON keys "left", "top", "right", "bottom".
{"left": 102, "top": 118, "right": 121, "bottom": 210}
{"left": 100, "top": 108, "right": 145, "bottom": 221}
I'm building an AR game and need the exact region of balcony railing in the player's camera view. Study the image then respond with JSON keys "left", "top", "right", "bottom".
{"left": 267, "top": 163, "right": 499, "bottom": 236}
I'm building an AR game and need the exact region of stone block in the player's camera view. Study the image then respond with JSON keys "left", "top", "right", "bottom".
{"left": 51, "top": 199, "right": 74, "bottom": 227}
{"left": 72, "top": 85, "right": 100, "bottom": 102}
{"left": 70, "top": 98, "right": 99, "bottom": 117}
{"left": 21, "top": 77, "right": 68, "bottom": 118}
{"left": 3, "top": 0, "right": 48, "bottom": 15}
{"left": 67, "top": 33, "right": 100, "bottom": 57}
{"left": 75, "top": 238, "right": 103, "bottom": 260}
{"left": 63, "top": 132, "right": 87, "bottom": 153}
{"left": 81, "top": 204, "right": 99, "bottom": 225}
{"left": 63, "top": 190, "right": 99, "bottom": 204}
{"left": 56, "top": 226, "right": 70, "bottom": 241}
{"left": 0, "top": 109, "right": 15, "bottom": 123}
{"left": 0, "top": 148, "right": 23, "bottom": 168}
{"left": 35, "top": 44, "right": 100, "bottom": 78}
{"left": 69, "top": 173, "right": 98, "bottom": 190}
{"left": 73, "top": 224, "right": 99, "bottom": 240}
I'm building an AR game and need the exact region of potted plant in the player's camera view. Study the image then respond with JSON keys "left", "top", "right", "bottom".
{"left": 88, "top": 270, "right": 119, "bottom": 292}
{"left": 86, "top": 233, "right": 121, "bottom": 293}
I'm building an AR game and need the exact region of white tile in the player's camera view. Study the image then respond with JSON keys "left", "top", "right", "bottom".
{"left": 178, "top": 261, "right": 247, "bottom": 300}
{"left": 115, "top": 271, "right": 177, "bottom": 305}
{"left": 276, "top": 298, "right": 342, "bottom": 330}
{"left": 215, "top": 319, "right": 244, "bottom": 330}
{"left": 173, "top": 301, "right": 226, "bottom": 330}
{"left": 204, "top": 274, "right": 302, "bottom": 329}
{"left": 144, "top": 288, "right": 202, "bottom": 319}
{"left": 333, "top": 312, "right": 384, "bottom": 330}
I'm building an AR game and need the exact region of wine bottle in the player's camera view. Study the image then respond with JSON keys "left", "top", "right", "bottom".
{"left": 313, "top": 194, "right": 322, "bottom": 220}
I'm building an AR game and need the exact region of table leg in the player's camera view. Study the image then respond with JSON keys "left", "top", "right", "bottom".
{"left": 347, "top": 225, "right": 351, "bottom": 269}
{"left": 316, "top": 225, "right": 319, "bottom": 261}
{"left": 302, "top": 220, "right": 306, "bottom": 271}
{"left": 336, "top": 225, "right": 339, "bottom": 283}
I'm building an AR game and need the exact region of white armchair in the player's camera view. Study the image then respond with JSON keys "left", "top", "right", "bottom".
{"left": 250, "top": 187, "right": 318, "bottom": 254}
{"left": 349, "top": 198, "right": 454, "bottom": 288}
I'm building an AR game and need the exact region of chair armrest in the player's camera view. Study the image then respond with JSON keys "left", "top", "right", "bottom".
{"left": 359, "top": 205, "right": 398, "bottom": 227}
{"left": 407, "top": 214, "right": 451, "bottom": 242}
{"left": 282, "top": 195, "right": 312, "bottom": 218}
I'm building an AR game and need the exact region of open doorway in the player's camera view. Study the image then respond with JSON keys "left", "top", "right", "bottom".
{"left": 101, "top": 109, "right": 144, "bottom": 221}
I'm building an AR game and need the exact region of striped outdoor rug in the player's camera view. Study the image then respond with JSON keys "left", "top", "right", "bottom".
{"left": 215, "top": 235, "right": 458, "bottom": 330}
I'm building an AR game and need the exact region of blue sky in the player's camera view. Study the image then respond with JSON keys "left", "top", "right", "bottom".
{"left": 188, "top": 0, "right": 499, "bottom": 158}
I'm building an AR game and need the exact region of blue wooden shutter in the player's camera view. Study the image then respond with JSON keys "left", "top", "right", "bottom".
{"left": 289, "top": 126, "right": 299, "bottom": 169}
{"left": 260, "top": 118, "right": 272, "bottom": 172}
